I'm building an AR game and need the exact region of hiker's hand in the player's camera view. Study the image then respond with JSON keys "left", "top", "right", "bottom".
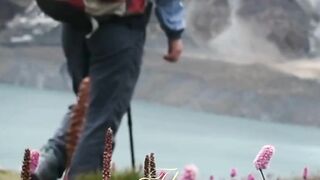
{"left": 164, "top": 39, "right": 183, "bottom": 63}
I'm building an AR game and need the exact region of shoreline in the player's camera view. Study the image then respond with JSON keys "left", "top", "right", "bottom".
{"left": 1, "top": 46, "right": 320, "bottom": 126}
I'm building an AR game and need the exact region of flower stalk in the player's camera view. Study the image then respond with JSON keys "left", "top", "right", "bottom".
{"left": 103, "top": 128, "right": 113, "bottom": 180}
{"left": 253, "top": 145, "right": 275, "bottom": 180}
{"left": 30, "top": 149, "right": 40, "bottom": 174}
{"left": 150, "top": 153, "right": 157, "bottom": 178}
{"left": 21, "top": 149, "right": 31, "bottom": 180}
{"left": 65, "top": 77, "right": 90, "bottom": 167}
{"left": 144, "top": 155, "right": 150, "bottom": 179}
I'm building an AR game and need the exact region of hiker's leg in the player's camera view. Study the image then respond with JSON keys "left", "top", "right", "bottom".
{"left": 34, "top": 24, "right": 90, "bottom": 180}
{"left": 34, "top": 109, "right": 72, "bottom": 180}
{"left": 67, "top": 18, "right": 146, "bottom": 179}
{"left": 62, "top": 24, "right": 90, "bottom": 94}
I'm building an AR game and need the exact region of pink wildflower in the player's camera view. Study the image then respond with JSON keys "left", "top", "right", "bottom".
{"left": 303, "top": 167, "right": 308, "bottom": 180}
{"left": 30, "top": 150, "right": 40, "bottom": 173}
{"left": 230, "top": 168, "right": 237, "bottom": 178}
{"left": 209, "top": 175, "right": 214, "bottom": 180}
{"left": 248, "top": 174, "right": 255, "bottom": 180}
{"left": 180, "top": 164, "right": 198, "bottom": 180}
{"left": 253, "top": 145, "right": 275, "bottom": 170}
{"left": 158, "top": 171, "right": 167, "bottom": 180}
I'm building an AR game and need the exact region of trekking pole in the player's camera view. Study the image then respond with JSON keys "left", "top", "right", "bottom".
{"left": 127, "top": 106, "right": 136, "bottom": 169}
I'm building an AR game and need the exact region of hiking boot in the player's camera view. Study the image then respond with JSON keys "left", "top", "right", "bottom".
{"left": 33, "top": 145, "right": 64, "bottom": 180}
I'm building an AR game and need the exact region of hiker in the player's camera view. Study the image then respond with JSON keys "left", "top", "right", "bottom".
{"left": 32, "top": 0, "right": 185, "bottom": 179}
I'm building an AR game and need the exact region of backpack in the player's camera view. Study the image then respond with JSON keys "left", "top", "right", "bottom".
{"left": 36, "top": 0, "right": 147, "bottom": 24}
{"left": 71, "top": 0, "right": 147, "bottom": 16}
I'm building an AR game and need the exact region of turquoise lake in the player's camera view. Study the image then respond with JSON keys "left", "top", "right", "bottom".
{"left": 0, "top": 84, "right": 319, "bottom": 179}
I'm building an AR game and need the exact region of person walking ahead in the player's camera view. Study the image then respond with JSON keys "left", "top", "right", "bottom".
{"left": 33, "top": 0, "right": 185, "bottom": 179}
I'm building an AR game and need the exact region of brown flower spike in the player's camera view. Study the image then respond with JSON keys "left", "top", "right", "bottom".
{"left": 149, "top": 153, "right": 157, "bottom": 178}
{"left": 144, "top": 154, "right": 150, "bottom": 178}
{"left": 103, "top": 128, "right": 113, "bottom": 180}
{"left": 65, "top": 77, "right": 91, "bottom": 167}
{"left": 21, "top": 149, "right": 31, "bottom": 180}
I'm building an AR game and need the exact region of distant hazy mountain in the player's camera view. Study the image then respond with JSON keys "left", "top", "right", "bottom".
{"left": 0, "top": 0, "right": 30, "bottom": 30}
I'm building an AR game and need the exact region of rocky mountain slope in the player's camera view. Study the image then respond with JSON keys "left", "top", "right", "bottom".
{"left": 1, "top": 0, "right": 320, "bottom": 58}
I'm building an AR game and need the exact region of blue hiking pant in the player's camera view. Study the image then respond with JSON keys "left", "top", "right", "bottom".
{"left": 38, "top": 13, "right": 149, "bottom": 179}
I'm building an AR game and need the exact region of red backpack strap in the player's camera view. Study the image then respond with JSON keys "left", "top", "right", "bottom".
{"left": 69, "top": 0, "right": 85, "bottom": 9}
{"left": 127, "top": 0, "right": 146, "bottom": 14}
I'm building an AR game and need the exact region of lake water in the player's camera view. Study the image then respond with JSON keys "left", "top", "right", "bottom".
{"left": 0, "top": 84, "right": 319, "bottom": 179}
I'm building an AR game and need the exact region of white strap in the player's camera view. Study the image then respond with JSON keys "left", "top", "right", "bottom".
{"left": 86, "top": 17, "right": 99, "bottom": 39}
